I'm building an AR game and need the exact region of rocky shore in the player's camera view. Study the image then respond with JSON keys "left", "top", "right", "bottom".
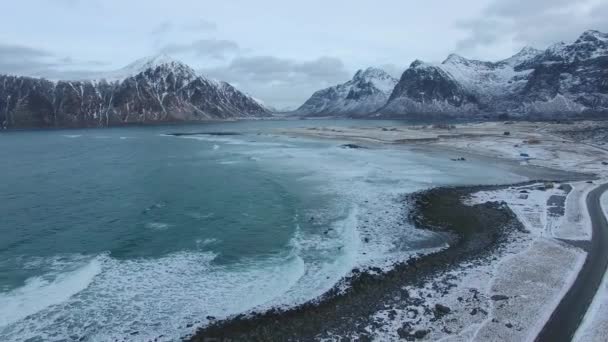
{"left": 188, "top": 184, "right": 527, "bottom": 341}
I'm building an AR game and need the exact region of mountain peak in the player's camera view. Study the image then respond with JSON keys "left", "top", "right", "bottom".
{"left": 502, "top": 45, "right": 543, "bottom": 66}
{"left": 443, "top": 53, "right": 470, "bottom": 64}
{"left": 577, "top": 30, "right": 608, "bottom": 42}
{"left": 519, "top": 46, "right": 542, "bottom": 55}
{"left": 122, "top": 54, "right": 192, "bottom": 73}
{"left": 296, "top": 66, "right": 397, "bottom": 116}
{"left": 96, "top": 53, "right": 197, "bottom": 82}
{"left": 410, "top": 59, "right": 429, "bottom": 68}
{"left": 353, "top": 67, "right": 391, "bottom": 81}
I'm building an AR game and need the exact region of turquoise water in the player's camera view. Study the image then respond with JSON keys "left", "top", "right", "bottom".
{"left": 0, "top": 120, "right": 526, "bottom": 341}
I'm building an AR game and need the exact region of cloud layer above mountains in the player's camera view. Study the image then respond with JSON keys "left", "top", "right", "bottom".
{"left": 0, "top": 0, "right": 603, "bottom": 108}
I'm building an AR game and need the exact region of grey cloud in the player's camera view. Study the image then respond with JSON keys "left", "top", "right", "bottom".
{"left": 0, "top": 42, "right": 107, "bottom": 79}
{"left": 219, "top": 56, "right": 349, "bottom": 81}
{"left": 0, "top": 44, "right": 51, "bottom": 59}
{"left": 160, "top": 39, "right": 239, "bottom": 59}
{"left": 201, "top": 55, "right": 350, "bottom": 108}
{"left": 379, "top": 63, "right": 405, "bottom": 79}
{"left": 0, "top": 43, "right": 56, "bottom": 75}
{"left": 457, "top": 0, "right": 608, "bottom": 53}
{"left": 294, "top": 57, "right": 346, "bottom": 78}
{"left": 484, "top": 0, "right": 573, "bottom": 17}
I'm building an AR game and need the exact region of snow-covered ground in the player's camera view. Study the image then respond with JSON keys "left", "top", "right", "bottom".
{"left": 555, "top": 181, "right": 595, "bottom": 240}
{"left": 280, "top": 121, "right": 608, "bottom": 179}
{"left": 574, "top": 191, "right": 608, "bottom": 342}
{"left": 430, "top": 125, "right": 608, "bottom": 177}
{"left": 365, "top": 183, "right": 587, "bottom": 341}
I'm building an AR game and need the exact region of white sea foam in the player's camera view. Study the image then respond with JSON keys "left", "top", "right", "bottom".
{"left": 178, "top": 134, "right": 294, "bottom": 148}
{"left": 62, "top": 134, "right": 82, "bottom": 138}
{"left": 270, "top": 207, "right": 361, "bottom": 307}
{"left": 218, "top": 160, "right": 240, "bottom": 165}
{"left": 0, "top": 251, "right": 306, "bottom": 341}
{"left": 0, "top": 256, "right": 102, "bottom": 328}
{"left": 145, "top": 222, "right": 171, "bottom": 230}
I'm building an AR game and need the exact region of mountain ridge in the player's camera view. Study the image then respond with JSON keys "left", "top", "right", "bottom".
{"left": 296, "top": 30, "right": 608, "bottom": 118}
{"left": 0, "top": 55, "right": 270, "bottom": 128}
{"left": 381, "top": 29, "right": 608, "bottom": 118}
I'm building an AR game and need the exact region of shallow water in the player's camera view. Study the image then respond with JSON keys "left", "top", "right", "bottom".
{"left": 0, "top": 119, "right": 527, "bottom": 341}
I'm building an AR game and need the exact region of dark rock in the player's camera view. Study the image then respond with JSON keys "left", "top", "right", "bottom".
{"left": 414, "top": 330, "right": 429, "bottom": 339}
{"left": 340, "top": 144, "right": 366, "bottom": 149}
{"left": 504, "top": 131, "right": 511, "bottom": 136}
{"left": 435, "top": 304, "right": 451, "bottom": 315}
{"left": 397, "top": 325, "right": 412, "bottom": 339}
{"left": 490, "top": 294, "right": 509, "bottom": 301}
{"left": 506, "top": 323, "right": 514, "bottom": 328}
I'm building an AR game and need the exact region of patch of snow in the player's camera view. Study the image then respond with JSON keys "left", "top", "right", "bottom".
{"left": 467, "top": 184, "right": 566, "bottom": 237}
{"left": 366, "top": 184, "right": 587, "bottom": 341}
{"left": 553, "top": 182, "right": 594, "bottom": 240}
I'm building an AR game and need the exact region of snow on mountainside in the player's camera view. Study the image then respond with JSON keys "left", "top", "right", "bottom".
{"left": 296, "top": 67, "right": 398, "bottom": 116}
{"left": 381, "top": 30, "right": 608, "bottom": 117}
{"left": 501, "top": 46, "right": 544, "bottom": 67}
{"left": 0, "top": 55, "right": 270, "bottom": 128}
{"left": 99, "top": 54, "right": 198, "bottom": 82}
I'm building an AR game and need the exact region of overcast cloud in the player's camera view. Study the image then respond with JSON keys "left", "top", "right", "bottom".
{"left": 0, "top": 0, "right": 603, "bottom": 108}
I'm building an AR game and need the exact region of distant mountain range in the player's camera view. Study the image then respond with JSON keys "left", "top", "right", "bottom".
{"left": 0, "top": 55, "right": 270, "bottom": 129}
{"left": 297, "top": 30, "right": 608, "bottom": 118}
{"left": 2, "top": 30, "right": 607, "bottom": 129}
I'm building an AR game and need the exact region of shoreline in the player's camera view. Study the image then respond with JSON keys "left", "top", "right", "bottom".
{"left": 188, "top": 121, "right": 607, "bottom": 341}
{"left": 188, "top": 181, "right": 554, "bottom": 341}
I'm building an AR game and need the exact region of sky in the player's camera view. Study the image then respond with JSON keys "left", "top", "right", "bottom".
{"left": 0, "top": 0, "right": 606, "bottom": 109}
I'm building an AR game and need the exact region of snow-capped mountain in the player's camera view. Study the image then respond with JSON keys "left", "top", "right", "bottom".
{"left": 296, "top": 67, "right": 398, "bottom": 116}
{"left": 0, "top": 54, "right": 270, "bottom": 128}
{"left": 381, "top": 30, "right": 608, "bottom": 117}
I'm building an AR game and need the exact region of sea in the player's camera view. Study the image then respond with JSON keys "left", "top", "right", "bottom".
{"left": 0, "top": 119, "right": 526, "bottom": 341}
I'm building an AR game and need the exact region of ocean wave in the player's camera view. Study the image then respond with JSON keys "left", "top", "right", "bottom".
{"left": 0, "top": 255, "right": 103, "bottom": 328}
{"left": 0, "top": 251, "right": 306, "bottom": 341}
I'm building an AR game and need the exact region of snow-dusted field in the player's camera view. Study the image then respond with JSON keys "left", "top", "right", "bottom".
{"left": 279, "top": 120, "right": 608, "bottom": 178}
{"left": 366, "top": 183, "right": 588, "bottom": 341}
